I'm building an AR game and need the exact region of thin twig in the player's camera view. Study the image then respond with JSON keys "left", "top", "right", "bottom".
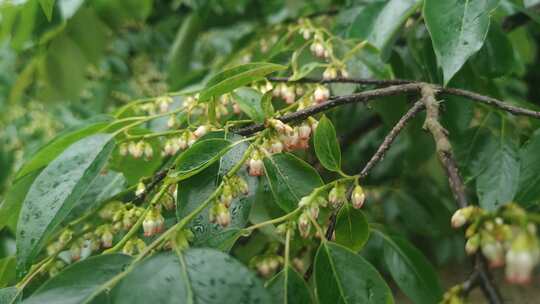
{"left": 359, "top": 100, "right": 425, "bottom": 178}
{"left": 420, "top": 85, "right": 503, "bottom": 304}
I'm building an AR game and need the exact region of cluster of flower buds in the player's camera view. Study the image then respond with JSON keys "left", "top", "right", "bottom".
{"left": 161, "top": 185, "right": 177, "bottom": 211}
{"left": 142, "top": 207, "right": 165, "bottom": 237}
{"left": 273, "top": 83, "right": 298, "bottom": 104}
{"left": 162, "top": 131, "right": 198, "bottom": 156}
{"left": 296, "top": 195, "right": 328, "bottom": 238}
{"left": 310, "top": 38, "right": 330, "bottom": 59}
{"left": 351, "top": 185, "right": 366, "bottom": 209}
{"left": 46, "top": 229, "right": 74, "bottom": 256}
{"left": 322, "top": 66, "right": 348, "bottom": 80}
{"left": 266, "top": 118, "right": 318, "bottom": 153}
{"left": 209, "top": 202, "right": 231, "bottom": 227}
{"left": 119, "top": 141, "right": 153, "bottom": 159}
{"left": 254, "top": 255, "right": 283, "bottom": 277}
{"left": 47, "top": 260, "right": 66, "bottom": 277}
{"left": 95, "top": 224, "right": 114, "bottom": 248}
{"left": 441, "top": 285, "right": 465, "bottom": 304}
{"left": 313, "top": 85, "right": 330, "bottom": 104}
{"left": 328, "top": 183, "right": 347, "bottom": 208}
{"left": 255, "top": 81, "right": 274, "bottom": 95}
{"left": 69, "top": 232, "right": 100, "bottom": 262}
{"left": 247, "top": 150, "right": 264, "bottom": 177}
{"left": 104, "top": 203, "right": 144, "bottom": 232}
{"left": 453, "top": 204, "right": 540, "bottom": 284}
{"left": 220, "top": 176, "right": 249, "bottom": 207}
{"left": 122, "top": 238, "right": 146, "bottom": 256}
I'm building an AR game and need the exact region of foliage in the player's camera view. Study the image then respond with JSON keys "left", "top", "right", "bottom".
{"left": 1, "top": 0, "right": 540, "bottom": 303}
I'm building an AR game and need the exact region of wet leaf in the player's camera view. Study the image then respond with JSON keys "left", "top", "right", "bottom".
{"left": 314, "top": 116, "right": 341, "bottom": 172}
{"left": 16, "top": 134, "right": 115, "bottom": 274}
{"left": 335, "top": 205, "right": 369, "bottom": 252}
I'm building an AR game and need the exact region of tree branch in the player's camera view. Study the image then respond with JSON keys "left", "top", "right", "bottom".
{"left": 267, "top": 77, "right": 540, "bottom": 120}
{"left": 420, "top": 85, "right": 503, "bottom": 304}
{"left": 234, "top": 83, "right": 422, "bottom": 135}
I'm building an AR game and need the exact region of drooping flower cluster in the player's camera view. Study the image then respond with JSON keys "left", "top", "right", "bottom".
{"left": 452, "top": 204, "right": 540, "bottom": 284}
{"left": 209, "top": 175, "right": 250, "bottom": 227}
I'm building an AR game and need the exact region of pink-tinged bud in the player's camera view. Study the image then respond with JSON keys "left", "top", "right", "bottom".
{"left": 282, "top": 132, "right": 299, "bottom": 151}
{"left": 258, "top": 260, "right": 272, "bottom": 277}
{"left": 144, "top": 143, "right": 153, "bottom": 159}
{"left": 194, "top": 125, "right": 209, "bottom": 138}
{"left": 233, "top": 102, "right": 241, "bottom": 114}
{"left": 298, "top": 212, "right": 311, "bottom": 238}
{"left": 297, "top": 139, "right": 309, "bottom": 150}
{"left": 481, "top": 237, "right": 505, "bottom": 268}
{"left": 248, "top": 158, "right": 264, "bottom": 176}
{"left": 283, "top": 89, "right": 296, "bottom": 104}
{"left": 270, "top": 140, "right": 284, "bottom": 154}
{"left": 135, "top": 182, "right": 146, "bottom": 196}
{"left": 313, "top": 86, "right": 330, "bottom": 104}
{"left": 351, "top": 185, "right": 365, "bottom": 209}
{"left": 323, "top": 67, "right": 337, "bottom": 80}
{"left": 311, "top": 42, "right": 325, "bottom": 58}
{"left": 70, "top": 244, "right": 81, "bottom": 261}
{"left": 328, "top": 184, "right": 345, "bottom": 208}
{"left": 101, "top": 231, "right": 113, "bottom": 248}
{"left": 451, "top": 209, "right": 467, "bottom": 228}
{"left": 298, "top": 123, "right": 312, "bottom": 140}
{"left": 505, "top": 233, "right": 539, "bottom": 285}
{"left": 119, "top": 143, "right": 128, "bottom": 156}
{"left": 215, "top": 203, "right": 231, "bottom": 227}
{"left": 142, "top": 217, "right": 155, "bottom": 237}
{"left": 269, "top": 119, "right": 293, "bottom": 135}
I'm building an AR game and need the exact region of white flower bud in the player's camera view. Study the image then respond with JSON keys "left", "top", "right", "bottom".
{"left": 313, "top": 86, "right": 330, "bottom": 104}
{"left": 270, "top": 140, "right": 284, "bottom": 154}
{"left": 340, "top": 68, "right": 349, "bottom": 78}
{"left": 101, "top": 230, "right": 113, "bottom": 248}
{"left": 135, "top": 182, "right": 146, "bottom": 196}
{"left": 144, "top": 143, "right": 153, "bottom": 159}
{"left": 298, "top": 123, "right": 312, "bottom": 140}
{"left": 451, "top": 209, "right": 468, "bottom": 228}
{"left": 323, "top": 67, "right": 337, "bottom": 80}
{"left": 351, "top": 185, "right": 366, "bottom": 209}
{"left": 481, "top": 238, "right": 505, "bottom": 268}
{"left": 248, "top": 158, "right": 264, "bottom": 176}
{"left": 119, "top": 143, "right": 128, "bottom": 156}
{"left": 298, "top": 212, "right": 311, "bottom": 238}
{"left": 194, "top": 125, "right": 209, "bottom": 138}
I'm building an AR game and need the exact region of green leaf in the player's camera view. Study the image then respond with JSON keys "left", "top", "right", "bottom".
{"left": 15, "top": 121, "right": 110, "bottom": 180}
{"left": 22, "top": 254, "right": 132, "bottom": 304}
{"left": 0, "top": 257, "right": 15, "bottom": 288}
{"left": 174, "top": 138, "right": 232, "bottom": 180}
{"left": 16, "top": 134, "right": 115, "bottom": 274}
{"left": 177, "top": 134, "right": 258, "bottom": 248}
{"left": 65, "top": 171, "right": 126, "bottom": 222}
{"left": 111, "top": 253, "right": 189, "bottom": 303}
{"left": 335, "top": 205, "right": 369, "bottom": 252}
{"left": 348, "top": 0, "right": 421, "bottom": 56}
{"left": 38, "top": 0, "right": 55, "bottom": 20}
{"left": 423, "top": 0, "right": 499, "bottom": 84}
{"left": 314, "top": 242, "right": 394, "bottom": 304}
{"left": 199, "top": 62, "right": 286, "bottom": 102}
{"left": 263, "top": 153, "right": 323, "bottom": 212}
{"left": 113, "top": 250, "right": 271, "bottom": 304}
{"left": 314, "top": 116, "right": 342, "bottom": 172}
{"left": 0, "top": 287, "right": 19, "bottom": 304}
{"left": 374, "top": 230, "right": 443, "bottom": 304}
{"left": 471, "top": 21, "right": 516, "bottom": 78}
{"left": 184, "top": 248, "right": 271, "bottom": 303}
{"left": 516, "top": 130, "right": 540, "bottom": 207}
{"left": 266, "top": 266, "right": 312, "bottom": 304}
{"left": 0, "top": 171, "right": 39, "bottom": 232}
{"left": 476, "top": 136, "right": 520, "bottom": 210}
{"left": 232, "top": 87, "right": 266, "bottom": 123}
